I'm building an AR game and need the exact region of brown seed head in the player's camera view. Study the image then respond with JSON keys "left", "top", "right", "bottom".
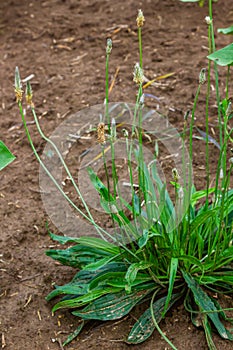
{"left": 15, "top": 87, "right": 23, "bottom": 103}
{"left": 26, "top": 81, "right": 34, "bottom": 107}
{"left": 97, "top": 122, "right": 106, "bottom": 144}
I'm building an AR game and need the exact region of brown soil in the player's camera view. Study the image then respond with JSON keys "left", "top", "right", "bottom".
{"left": 0, "top": 0, "right": 233, "bottom": 349}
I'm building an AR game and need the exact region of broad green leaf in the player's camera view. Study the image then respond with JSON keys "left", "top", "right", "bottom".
{"left": 127, "top": 293, "right": 181, "bottom": 344}
{"left": 218, "top": 26, "right": 233, "bottom": 35}
{"left": 48, "top": 264, "right": 126, "bottom": 300}
{"left": 46, "top": 244, "right": 111, "bottom": 268}
{"left": 163, "top": 258, "right": 178, "bottom": 315}
{"left": 46, "top": 283, "right": 89, "bottom": 301}
{"left": 182, "top": 271, "right": 233, "bottom": 340}
{"left": 0, "top": 140, "right": 15, "bottom": 171}
{"left": 73, "top": 287, "right": 152, "bottom": 321}
{"left": 47, "top": 262, "right": 129, "bottom": 301}
{"left": 138, "top": 229, "right": 149, "bottom": 248}
{"left": 208, "top": 43, "right": 233, "bottom": 66}
{"left": 63, "top": 320, "right": 85, "bottom": 346}
{"left": 46, "top": 265, "right": 105, "bottom": 301}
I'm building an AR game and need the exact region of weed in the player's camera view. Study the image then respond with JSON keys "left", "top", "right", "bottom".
{"left": 15, "top": 2, "right": 233, "bottom": 349}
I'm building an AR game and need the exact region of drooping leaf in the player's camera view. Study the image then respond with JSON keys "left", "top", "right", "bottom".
{"left": 0, "top": 140, "right": 15, "bottom": 171}
{"left": 127, "top": 293, "right": 181, "bottom": 344}
{"left": 208, "top": 43, "right": 233, "bottom": 66}
{"left": 182, "top": 271, "right": 233, "bottom": 340}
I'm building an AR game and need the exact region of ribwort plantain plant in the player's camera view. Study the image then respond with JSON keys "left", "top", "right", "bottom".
{"left": 15, "top": 2, "right": 233, "bottom": 349}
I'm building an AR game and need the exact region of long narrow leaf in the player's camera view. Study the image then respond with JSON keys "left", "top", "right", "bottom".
{"left": 127, "top": 293, "right": 181, "bottom": 344}
{"left": 49, "top": 233, "right": 120, "bottom": 255}
{"left": 63, "top": 320, "right": 85, "bottom": 346}
{"left": 163, "top": 258, "right": 178, "bottom": 315}
{"left": 182, "top": 271, "right": 233, "bottom": 340}
{"left": 52, "top": 287, "right": 122, "bottom": 312}
{"left": 73, "top": 287, "right": 153, "bottom": 321}
{"left": 202, "top": 314, "right": 218, "bottom": 350}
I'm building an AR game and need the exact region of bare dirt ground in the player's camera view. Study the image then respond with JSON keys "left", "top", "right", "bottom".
{"left": 0, "top": 0, "right": 233, "bottom": 349}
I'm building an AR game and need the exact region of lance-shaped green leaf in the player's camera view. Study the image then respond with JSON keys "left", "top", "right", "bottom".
{"left": 46, "top": 244, "right": 111, "bottom": 268}
{"left": 182, "top": 271, "right": 233, "bottom": 340}
{"left": 46, "top": 283, "right": 89, "bottom": 301}
{"left": 163, "top": 257, "right": 178, "bottom": 315}
{"left": 190, "top": 207, "right": 219, "bottom": 233}
{"left": 208, "top": 43, "right": 233, "bottom": 66}
{"left": 46, "top": 263, "right": 127, "bottom": 301}
{"left": 63, "top": 320, "right": 85, "bottom": 346}
{"left": 73, "top": 286, "right": 154, "bottom": 321}
{"left": 127, "top": 293, "right": 181, "bottom": 344}
{"left": 52, "top": 287, "right": 121, "bottom": 313}
{"left": 49, "top": 233, "right": 120, "bottom": 255}
{"left": 0, "top": 140, "right": 15, "bottom": 171}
